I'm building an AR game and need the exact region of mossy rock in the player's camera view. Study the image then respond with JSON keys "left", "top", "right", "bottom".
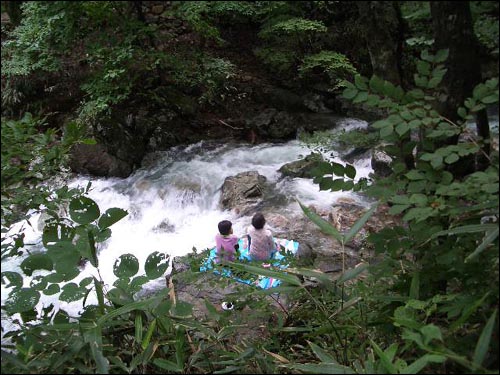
{"left": 278, "top": 152, "right": 325, "bottom": 178}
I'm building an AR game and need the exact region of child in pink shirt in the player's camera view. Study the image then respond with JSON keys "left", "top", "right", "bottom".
{"left": 215, "top": 220, "right": 239, "bottom": 263}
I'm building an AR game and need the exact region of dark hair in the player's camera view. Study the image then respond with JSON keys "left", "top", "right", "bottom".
{"left": 218, "top": 220, "right": 232, "bottom": 235}
{"left": 251, "top": 213, "right": 266, "bottom": 230}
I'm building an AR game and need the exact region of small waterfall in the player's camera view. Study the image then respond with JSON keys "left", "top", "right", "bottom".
{"left": 1, "top": 118, "right": 373, "bottom": 322}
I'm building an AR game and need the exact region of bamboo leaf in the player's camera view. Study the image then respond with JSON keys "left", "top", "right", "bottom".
{"left": 473, "top": 309, "right": 498, "bottom": 369}
{"left": 409, "top": 272, "right": 420, "bottom": 300}
{"left": 281, "top": 363, "right": 356, "bottom": 374}
{"left": 431, "top": 224, "right": 497, "bottom": 239}
{"left": 465, "top": 227, "right": 499, "bottom": 263}
{"left": 344, "top": 203, "right": 379, "bottom": 242}
{"left": 371, "top": 340, "right": 397, "bottom": 374}
{"left": 308, "top": 341, "right": 337, "bottom": 363}
{"left": 298, "top": 200, "right": 343, "bottom": 243}
{"left": 135, "top": 314, "right": 143, "bottom": 344}
{"left": 287, "top": 267, "right": 334, "bottom": 286}
{"left": 141, "top": 318, "right": 156, "bottom": 350}
{"left": 154, "top": 359, "right": 182, "bottom": 372}
{"left": 337, "top": 263, "right": 369, "bottom": 283}
{"left": 97, "top": 291, "right": 167, "bottom": 326}
{"left": 450, "top": 292, "right": 490, "bottom": 331}
{"left": 227, "top": 262, "right": 301, "bottom": 286}
{"left": 401, "top": 354, "right": 446, "bottom": 374}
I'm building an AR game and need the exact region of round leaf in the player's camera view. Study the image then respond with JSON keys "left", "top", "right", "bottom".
{"left": 343, "top": 87, "right": 358, "bottom": 100}
{"left": 330, "top": 179, "right": 345, "bottom": 192}
{"left": 47, "top": 242, "right": 80, "bottom": 272}
{"left": 21, "top": 254, "right": 53, "bottom": 276}
{"left": 43, "top": 284, "right": 61, "bottom": 296}
{"left": 344, "top": 164, "right": 356, "bottom": 179}
{"left": 79, "top": 277, "right": 94, "bottom": 287}
{"left": 4, "top": 288, "right": 40, "bottom": 314}
{"left": 60, "top": 283, "right": 87, "bottom": 303}
{"left": 145, "top": 252, "right": 170, "bottom": 279}
{"left": 69, "top": 196, "right": 100, "bottom": 225}
{"left": 130, "top": 275, "right": 149, "bottom": 293}
{"left": 444, "top": 153, "right": 459, "bottom": 164}
{"left": 113, "top": 254, "right": 140, "bottom": 278}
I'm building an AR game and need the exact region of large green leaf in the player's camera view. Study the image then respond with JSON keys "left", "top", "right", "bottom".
{"left": 113, "top": 254, "right": 140, "bottom": 278}
{"left": 98, "top": 208, "right": 128, "bottom": 230}
{"left": 46, "top": 241, "right": 80, "bottom": 272}
{"left": 20, "top": 254, "right": 53, "bottom": 276}
{"left": 298, "top": 200, "right": 343, "bottom": 243}
{"left": 4, "top": 288, "right": 40, "bottom": 314}
{"left": 69, "top": 196, "right": 100, "bottom": 225}
{"left": 60, "top": 283, "right": 88, "bottom": 302}
{"left": 145, "top": 252, "right": 170, "bottom": 279}
{"left": 43, "top": 283, "right": 60, "bottom": 296}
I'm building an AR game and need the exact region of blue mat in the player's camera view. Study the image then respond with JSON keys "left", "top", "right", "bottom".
{"left": 200, "top": 238, "right": 299, "bottom": 289}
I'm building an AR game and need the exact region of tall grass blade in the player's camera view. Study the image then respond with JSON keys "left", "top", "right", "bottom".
{"left": 298, "top": 200, "right": 343, "bottom": 243}
{"left": 465, "top": 227, "right": 499, "bottom": 262}
{"left": 473, "top": 309, "right": 498, "bottom": 369}
{"left": 344, "top": 203, "right": 379, "bottom": 243}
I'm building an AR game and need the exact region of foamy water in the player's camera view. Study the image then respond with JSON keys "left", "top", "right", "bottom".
{"left": 1, "top": 118, "right": 373, "bottom": 323}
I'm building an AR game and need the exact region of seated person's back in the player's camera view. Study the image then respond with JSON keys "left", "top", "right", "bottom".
{"left": 247, "top": 213, "right": 275, "bottom": 261}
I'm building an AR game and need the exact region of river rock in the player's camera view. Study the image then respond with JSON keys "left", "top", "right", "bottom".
{"left": 371, "top": 149, "right": 392, "bottom": 177}
{"left": 153, "top": 219, "right": 175, "bottom": 233}
{"left": 278, "top": 152, "right": 324, "bottom": 178}
{"left": 219, "top": 171, "right": 267, "bottom": 215}
{"left": 69, "top": 143, "right": 133, "bottom": 178}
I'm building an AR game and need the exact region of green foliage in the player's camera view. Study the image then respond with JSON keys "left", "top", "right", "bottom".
{"left": 253, "top": 46, "right": 296, "bottom": 73}
{"left": 1, "top": 113, "right": 93, "bottom": 226}
{"left": 299, "top": 50, "right": 358, "bottom": 89}
{"left": 335, "top": 49, "right": 499, "bottom": 373}
{"left": 471, "top": 1, "right": 499, "bottom": 55}
{"left": 258, "top": 17, "right": 327, "bottom": 39}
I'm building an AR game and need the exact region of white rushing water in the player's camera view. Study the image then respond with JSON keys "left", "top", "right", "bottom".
{"left": 1, "top": 118, "right": 373, "bottom": 324}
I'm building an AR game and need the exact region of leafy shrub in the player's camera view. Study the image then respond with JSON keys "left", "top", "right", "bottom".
{"left": 299, "top": 50, "right": 358, "bottom": 89}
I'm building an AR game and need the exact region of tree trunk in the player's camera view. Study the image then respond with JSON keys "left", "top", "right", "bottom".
{"left": 430, "top": 1, "right": 490, "bottom": 169}
{"left": 356, "top": 1, "right": 404, "bottom": 87}
{"left": 3, "top": 1, "right": 23, "bottom": 26}
{"left": 357, "top": 1, "right": 414, "bottom": 170}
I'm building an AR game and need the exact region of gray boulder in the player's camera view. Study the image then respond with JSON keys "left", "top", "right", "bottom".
{"left": 278, "top": 152, "right": 324, "bottom": 179}
{"left": 219, "top": 171, "right": 267, "bottom": 215}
